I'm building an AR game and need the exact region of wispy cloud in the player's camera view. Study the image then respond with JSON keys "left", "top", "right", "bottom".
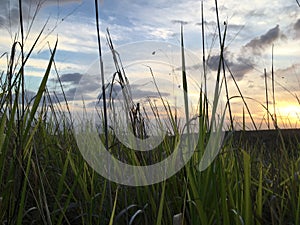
{"left": 0, "top": 0, "right": 81, "bottom": 29}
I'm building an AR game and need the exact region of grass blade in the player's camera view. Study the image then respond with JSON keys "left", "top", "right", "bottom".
{"left": 23, "top": 39, "right": 58, "bottom": 139}
{"left": 109, "top": 187, "right": 119, "bottom": 225}
{"left": 156, "top": 181, "right": 166, "bottom": 225}
{"left": 255, "top": 162, "right": 263, "bottom": 225}
{"left": 242, "top": 150, "right": 252, "bottom": 225}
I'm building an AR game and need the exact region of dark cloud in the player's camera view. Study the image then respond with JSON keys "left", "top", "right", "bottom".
{"left": 49, "top": 71, "right": 171, "bottom": 107}
{"left": 63, "top": 87, "right": 78, "bottom": 100}
{"left": 207, "top": 53, "right": 254, "bottom": 80}
{"left": 207, "top": 54, "right": 221, "bottom": 71}
{"left": 97, "top": 83, "right": 122, "bottom": 100}
{"left": 295, "top": 19, "right": 300, "bottom": 30}
{"left": 59, "top": 73, "right": 83, "bottom": 84}
{"left": 228, "top": 61, "right": 253, "bottom": 81}
{"left": 49, "top": 85, "right": 96, "bottom": 105}
{"left": 294, "top": 19, "right": 300, "bottom": 38}
{"left": 130, "top": 86, "right": 169, "bottom": 100}
{"left": 244, "top": 25, "right": 286, "bottom": 54}
{"left": 47, "top": 92, "right": 65, "bottom": 104}
{"left": 72, "top": 77, "right": 100, "bottom": 96}
{"left": 0, "top": 16, "right": 5, "bottom": 27}
{"left": 49, "top": 72, "right": 102, "bottom": 103}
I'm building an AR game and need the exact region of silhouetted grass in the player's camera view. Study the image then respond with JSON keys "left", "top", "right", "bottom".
{"left": 0, "top": 1, "right": 299, "bottom": 225}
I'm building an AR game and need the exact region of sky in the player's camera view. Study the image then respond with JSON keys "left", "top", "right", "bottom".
{"left": 0, "top": 0, "right": 300, "bottom": 130}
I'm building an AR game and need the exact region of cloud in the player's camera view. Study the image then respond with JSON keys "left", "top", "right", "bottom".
{"left": 50, "top": 70, "right": 171, "bottom": 107}
{"left": 149, "top": 27, "right": 174, "bottom": 40}
{"left": 130, "top": 84, "right": 170, "bottom": 99}
{"left": 294, "top": 18, "right": 300, "bottom": 38}
{"left": 58, "top": 72, "right": 83, "bottom": 84}
{"left": 227, "top": 57, "right": 254, "bottom": 81}
{"left": 98, "top": 82, "right": 170, "bottom": 102}
{"left": 294, "top": 19, "right": 300, "bottom": 30}
{"left": 47, "top": 88, "right": 77, "bottom": 103}
{"left": 0, "top": 1, "right": 27, "bottom": 28}
{"left": 49, "top": 72, "right": 100, "bottom": 103}
{"left": 207, "top": 53, "right": 254, "bottom": 80}
{"left": 171, "top": 20, "right": 189, "bottom": 25}
{"left": 0, "top": 0, "right": 81, "bottom": 29}
{"left": 209, "top": 5, "right": 228, "bottom": 12}
{"left": 106, "top": 0, "right": 202, "bottom": 41}
{"left": 8, "top": 89, "right": 37, "bottom": 105}
{"left": 39, "top": 0, "right": 82, "bottom": 6}
{"left": 275, "top": 63, "right": 300, "bottom": 79}
{"left": 195, "top": 20, "right": 216, "bottom": 27}
{"left": 204, "top": 22, "right": 299, "bottom": 82}
{"left": 244, "top": 25, "right": 286, "bottom": 54}
{"left": 207, "top": 54, "right": 221, "bottom": 71}
{"left": 228, "top": 23, "right": 245, "bottom": 31}
{"left": 175, "top": 63, "right": 202, "bottom": 72}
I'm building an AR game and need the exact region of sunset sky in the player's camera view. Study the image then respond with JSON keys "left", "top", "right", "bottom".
{"left": 0, "top": 0, "right": 300, "bottom": 129}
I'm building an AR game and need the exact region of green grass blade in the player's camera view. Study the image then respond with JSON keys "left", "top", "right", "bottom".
{"left": 23, "top": 39, "right": 58, "bottom": 139}
{"left": 16, "top": 147, "right": 33, "bottom": 225}
{"left": 255, "top": 162, "right": 263, "bottom": 225}
{"left": 219, "top": 160, "right": 230, "bottom": 225}
{"left": 156, "top": 181, "right": 166, "bottom": 225}
{"left": 0, "top": 109, "right": 6, "bottom": 153}
{"left": 52, "top": 151, "right": 71, "bottom": 216}
{"left": 242, "top": 150, "right": 252, "bottom": 225}
{"left": 296, "top": 183, "right": 300, "bottom": 225}
{"left": 109, "top": 187, "right": 119, "bottom": 225}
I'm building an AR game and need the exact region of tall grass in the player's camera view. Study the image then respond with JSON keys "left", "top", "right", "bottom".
{"left": 0, "top": 1, "right": 299, "bottom": 225}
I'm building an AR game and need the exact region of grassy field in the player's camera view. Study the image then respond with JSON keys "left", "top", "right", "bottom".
{"left": 0, "top": 1, "right": 299, "bottom": 225}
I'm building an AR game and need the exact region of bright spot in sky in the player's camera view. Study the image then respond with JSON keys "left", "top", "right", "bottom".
{"left": 277, "top": 103, "right": 300, "bottom": 127}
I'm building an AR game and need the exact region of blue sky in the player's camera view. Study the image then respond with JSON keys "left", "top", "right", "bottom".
{"left": 1, "top": 0, "right": 300, "bottom": 129}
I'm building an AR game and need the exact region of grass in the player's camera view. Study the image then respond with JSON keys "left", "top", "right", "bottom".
{"left": 0, "top": 1, "right": 299, "bottom": 225}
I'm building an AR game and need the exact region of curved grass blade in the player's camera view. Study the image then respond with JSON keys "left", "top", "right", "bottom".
{"left": 23, "top": 39, "right": 58, "bottom": 140}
